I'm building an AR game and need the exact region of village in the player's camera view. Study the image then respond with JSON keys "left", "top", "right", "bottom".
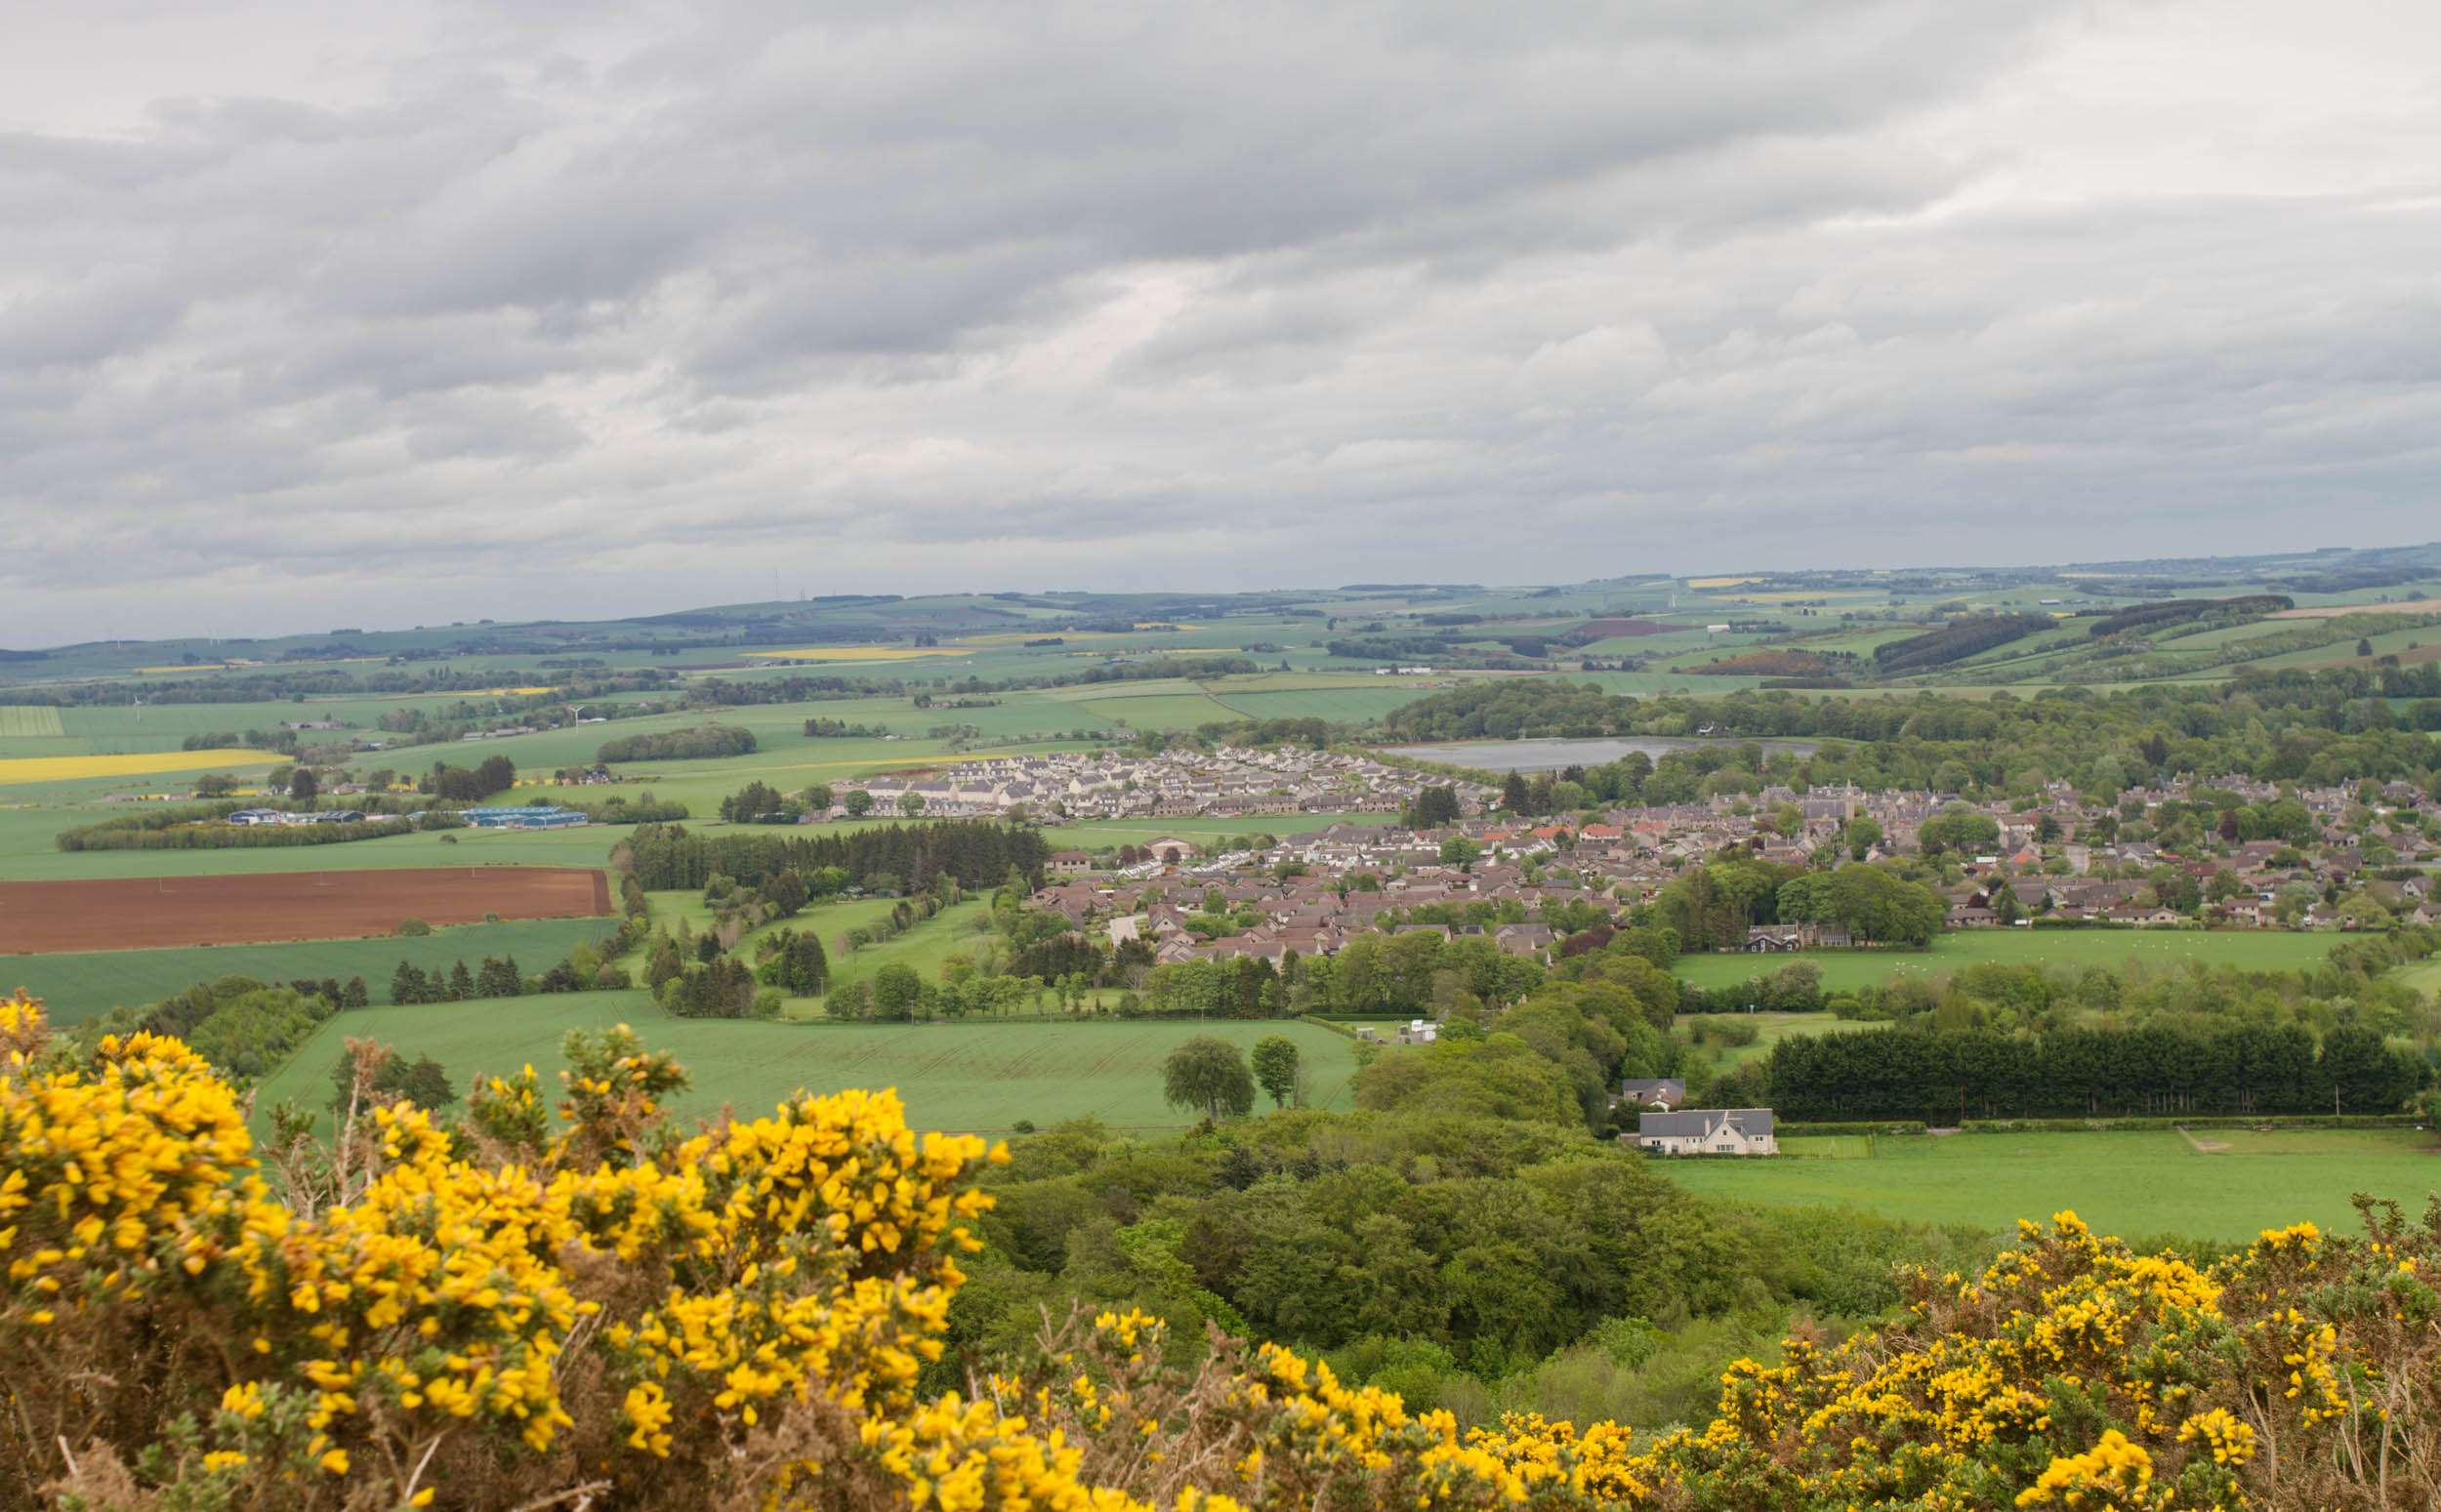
{"left": 1002, "top": 759, "right": 2441, "bottom": 978}
{"left": 826, "top": 746, "right": 1501, "bottom": 821}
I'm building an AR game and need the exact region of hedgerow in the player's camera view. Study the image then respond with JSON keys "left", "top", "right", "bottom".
{"left": 1, "top": 987, "right": 2434, "bottom": 1509}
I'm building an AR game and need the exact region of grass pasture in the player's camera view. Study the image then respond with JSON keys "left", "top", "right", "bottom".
{"left": 5, "top": 916, "right": 619, "bottom": 1025}
{"left": 1671, "top": 929, "right": 2339, "bottom": 996}
{"left": 807, "top": 900, "right": 997, "bottom": 1010}
{"left": 250, "top": 999, "right": 1361, "bottom": 1138}
{"left": 0, "top": 707, "right": 64, "bottom": 738}
{"left": 1680, "top": 1011, "right": 1887, "bottom": 1070}
{"left": 1072, "top": 693, "right": 1247, "bottom": 730}
{"left": 1209, "top": 686, "right": 1432, "bottom": 723}
{"left": 1662, "top": 1128, "right": 2441, "bottom": 1245}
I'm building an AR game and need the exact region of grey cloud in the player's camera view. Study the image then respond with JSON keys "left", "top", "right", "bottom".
{"left": 0, "top": 0, "right": 2436, "bottom": 640}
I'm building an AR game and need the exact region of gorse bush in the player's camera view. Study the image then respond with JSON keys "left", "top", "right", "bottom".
{"left": 1, "top": 987, "right": 2436, "bottom": 1509}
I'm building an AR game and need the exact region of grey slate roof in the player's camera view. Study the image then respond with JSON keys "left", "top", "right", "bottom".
{"left": 1637, "top": 1108, "right": 1774, "bottom": 1138}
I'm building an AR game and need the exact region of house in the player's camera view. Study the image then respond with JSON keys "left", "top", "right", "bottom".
{"left": 1636, "top": 1108, "right": 1777, "bottom": 1157}
{"left": 1047, "top": 851, "right": 1093, "bottom": 876}
{"left": 1618, "top": 1078, "right": 1685, "bottom": 1110}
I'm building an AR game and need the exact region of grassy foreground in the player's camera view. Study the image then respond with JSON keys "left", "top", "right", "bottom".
{"left": 1670, "top": 927, "right": 2339, "bottom": 995}
{"left": 252, "top": 995, "right": 1361, "bottom": 1137}
{"left": 1661, "top": 1126, "right": 2441, "bottom": 1244}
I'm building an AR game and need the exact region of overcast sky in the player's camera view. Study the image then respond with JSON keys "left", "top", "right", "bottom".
{"left": 4, "top": 0, "right": 2438, "bottom": 644}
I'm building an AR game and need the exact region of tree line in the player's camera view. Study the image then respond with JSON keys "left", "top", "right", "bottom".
{"left": 1381, "top": 671, "right": 2441, "bottom": 800}
{"left": 1872, "top": 613, "right": 2054, "bottom": 672}
{"left": 1765, "top": 1018, "right": 2425, "bottom": 1121}
{"left": 388, "top": 939, "right": 631, "bottom": 1003}
{"left": 56, "top": 808, "right": 429, "bottom": 852}
{"left": 596, "top": 724, "right": 759, "bottom": 762}
{"left": 620, "top": 820, "right": 1048, "bottom": 894}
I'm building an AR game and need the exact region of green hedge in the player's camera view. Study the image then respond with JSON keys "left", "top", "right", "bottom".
{"left": 1777, "top": 1121, "right": 1929, "bottom": 1137}
{"left": 1960, "top": 1115, "right": 2426, "bottom": 1134}
{"left": 1298, "top": 1015, "right": 1360, "bottom": 1040}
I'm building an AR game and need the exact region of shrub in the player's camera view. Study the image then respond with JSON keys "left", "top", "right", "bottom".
{"left": 396, "top": 917, "right": 431, "bottom": 936}
{"left": 3, "top": 988, "right": 2434, "bottom": 1511}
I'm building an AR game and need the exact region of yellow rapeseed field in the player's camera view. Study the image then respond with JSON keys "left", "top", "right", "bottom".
{"left": 0, "top": 748, "right": 275, "bottom": 785}
{"left": 1686, "top": 576, "right": 1759, "bottom": 589}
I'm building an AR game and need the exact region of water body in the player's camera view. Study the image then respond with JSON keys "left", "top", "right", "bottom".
{"left": 1384, "top": 736, "right": 1819, "bottom": 773}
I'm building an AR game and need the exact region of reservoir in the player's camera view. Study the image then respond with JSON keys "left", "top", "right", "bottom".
{"left": 1382, "top": 736, "right": 1819, "bottom": 773}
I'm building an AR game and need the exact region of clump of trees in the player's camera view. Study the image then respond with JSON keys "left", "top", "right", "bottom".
{"left": 1872, "top": 613, "right": 2054, "bottom": 673}
{"left": 718, "top": 781, "right": 799, "bottom": 823}
{"left": 71, "top": 975, "right": 353, "bottom": 1085}
{"left": 424, "top": 755, "right": 516, "bottom": 801}
{"left": 1161, "top": 1036, "right": 1255, "bottom": 1122}
{"left": 753, "top": 927, "right": 830, "bottom": 995}
{"left": 1653, "top": 856, "right": 1946, "bottom": 952}
{"left": 597, "top": 725, "right": 758, "bottom": 762}
{"left": 623, "top": 820, "right": 1047, "bottom": 894}
{"left": 328, "top": 1045, "right": 456, "bottom": 1113}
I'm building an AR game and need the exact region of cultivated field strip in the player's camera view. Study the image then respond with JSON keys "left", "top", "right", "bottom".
{"left": 0, "top": 866, "right": 611, "bottom": 953}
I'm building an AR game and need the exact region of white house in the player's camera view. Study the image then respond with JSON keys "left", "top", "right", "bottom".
{"left": 1636, "top": 1108, "right": 1777, "bottom": 1157}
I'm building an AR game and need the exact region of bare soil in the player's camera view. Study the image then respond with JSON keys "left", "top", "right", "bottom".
{"left": 0, "top": 868, "right": 612, "bottom": 953}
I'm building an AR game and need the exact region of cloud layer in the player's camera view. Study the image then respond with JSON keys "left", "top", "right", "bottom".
{"left": 3, "top": 0, "right": 2437, "bottom": 640}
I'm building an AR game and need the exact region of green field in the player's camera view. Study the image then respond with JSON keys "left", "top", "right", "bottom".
{"left": 1664, "top": 1128, "right": 2441, "bottom": 1244}
{"left": 1680, "top": 1011, "right": 1887, "bottom": 1070}
{"left": 1210, "top": 686, "right": 1436, "bottom": 722}
{"left": 806, "top": 899, "right": 999, "bottom": 1010}
{"left": 1072, "top": 693, "right": 1248, "bottom": 730}
{"left": 251, "top": 998, "right": 1360, "bottom": 1137}
{"left": 1672, "top": 929, "right": 2339, "bottom": 996}
{"left": 0, "top": 707, "right": 64, "bottom": 739}
{"left": 2396, "top": 959, "right": 2441, "bottom": 997}
{"left": 5, "top": 916, "right": 619, "bottom": 1025}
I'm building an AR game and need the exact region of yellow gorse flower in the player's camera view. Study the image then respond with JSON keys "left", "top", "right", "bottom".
{"left": 0, "top": 990, "right": 2425, "bottom": 1512}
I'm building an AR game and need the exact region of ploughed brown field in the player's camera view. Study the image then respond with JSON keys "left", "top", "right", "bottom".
{"left": 0, "top": 868, "right": 613, "bottom": 953}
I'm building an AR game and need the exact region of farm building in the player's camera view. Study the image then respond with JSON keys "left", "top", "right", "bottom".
{"left": 1636, "top": 1108, "right": 1777, "bottom": 1157}
{"left": 222, "top": 808, "right": 366, "bottom": 828}
{"left": 460, "top": 805, "right": 587, "bottom": 830}
{"left": 1618, "top": 1078, "right": 1685, "bottom": 1110}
